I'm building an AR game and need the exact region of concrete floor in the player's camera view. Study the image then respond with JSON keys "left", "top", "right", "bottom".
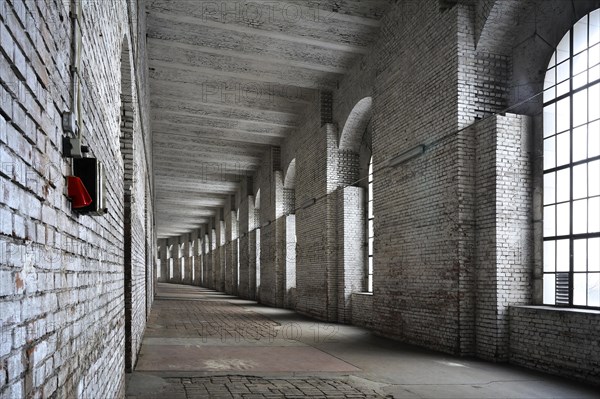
{"left": 126, "top": 284, "right": 598, "bottom": 398}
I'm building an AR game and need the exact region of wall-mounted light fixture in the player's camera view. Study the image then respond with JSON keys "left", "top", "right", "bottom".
{"left": 301, "top": 198, "right": 316, "bottom": 209}
{"left": 385, "top": 145, "right": 426, "bottom": 168}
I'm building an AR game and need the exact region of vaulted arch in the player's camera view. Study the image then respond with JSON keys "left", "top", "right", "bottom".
{"left": 339, "top": 97, "right": 373, "bottom": 153}
{"left": 284, "top": 159, "right": 296, "bottom": 190}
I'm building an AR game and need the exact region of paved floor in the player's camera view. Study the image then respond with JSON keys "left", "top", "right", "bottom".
{"left": 126, "top": 283, "right": 598, "bottom": 398}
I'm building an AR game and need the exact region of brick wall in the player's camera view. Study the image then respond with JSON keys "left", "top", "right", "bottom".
{"left": 510, "top": 306, "right": 600, "bottom": 385}
{"left": 351, "top": 293, "right": 373, "bottom": 329}
{"left": 337, "top": 187, "right": 365, "bottom": 324}
{"left": 153, "top": 0, "right": 600, "bottom": 385}
{"left": 0, "top": 0, "right": 154, "bottom": 397}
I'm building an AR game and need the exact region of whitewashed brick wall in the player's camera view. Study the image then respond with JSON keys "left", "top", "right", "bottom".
{"left": 0, "top": 0, "right": 155, "bottom": 396}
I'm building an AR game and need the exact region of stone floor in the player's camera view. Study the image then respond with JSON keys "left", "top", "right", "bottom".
{"left": 126, "top": 284, "right": 599, "bottom": 398}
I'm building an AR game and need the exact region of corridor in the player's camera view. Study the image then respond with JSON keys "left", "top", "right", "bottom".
{"left": 125, "top": 284, "right": 597, "bottom": 399}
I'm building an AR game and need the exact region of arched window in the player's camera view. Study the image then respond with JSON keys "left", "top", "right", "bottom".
{"left": 190, "top": 240, "right": 195, "bottom": 282}
{"left": 543, "top": 9, "right": 600, "bottom": 307}
{"left": 367, "top": 156, "right": 374, "bottom": 292}
{"left": 180, "top": 242, "right": 185, "bottom": 280}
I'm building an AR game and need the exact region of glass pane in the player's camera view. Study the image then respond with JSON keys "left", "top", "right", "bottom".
{"left": 556, "top": 132, "right": 570, "bottom": 166}
{"left": 573, "top": 164, "right": 588, "bottom": 199}
{"left": 557, "top": 60, "right": 571, "bottom": 82}
{"left": 590, "top": 65, "right": 600, "bottom": 82}
{"left": 573, "top": 51, "right": 588, "bottom": 75}
{"left": 573, "top": 71, "right": 588, "bottom": 90}
{"left": 368, "top": 200, "right": 373, "bottom": 219}
{"left": 574, "top": 239, "right": 587, "bottom": 271}
{"left": 543, "top": 104, "right": 556, "bottom": 138}
{"left": 543, "top": 274, "right": 556, "bottom": 305}
{"left": 368, "top": 276, "right": 373, "bottom": 292}
{"left": 574, "top": 16, "right": 589, "bottom": 54}
{"left": 556, "top": 168, "right": 571, "bottom": 203}
{"left": 368, "top": 219, "right": 374, "bottom": 238}
{"left": 590, "top": 44, "right": 600, "bottom": 67}
{"left": 549, "top": 51, "right": 556, "bottom": 68}
{"left": 590, "top": 121, "right": 600, "bottom": 157}
{"left": 544, "top": 137, "right": 556, "bottom": 170}
{"left": 573, "top": 125, "right": 588, "bottom": 162}
{"left": 589, "top": 83, "right": 599, "bottom": 122}
{"left": 574, "top": 89, "right": 588, "bottom": 127}
{"left": 557, "top": 31, "right": 570, "bottom": 62}
{"left": 573, "top": 199, "right": 587, "bottom": 234}
{"left": 368, "top": 237, "right": 373, "bottom": 255}
{"left": 368, "top": 257, "right": 373, "bottom": 274}
{"left": 574, "top": 273, "right": 587, "bottom": 305}
{"left": 589, "top": 197, "right": 600, "bottom": 233}
{"left": 556, "top": 97, "right": 570, "bottom": 133}
{"left": 544, "top": 205, "right": 556, "bottom": 237}
{"left": 557, "top": 81, "right": 570, "bottom": 97}
{"left": 589, "top": 160, "right": 600, "bottom": 196}
{"left": 557, "top": 239, "right": 570, "bottom": 272}
{"left": 557, "top": 203, "right": 570, "bottom": 236}
{"left": 544, "top": 67, "right": 556, "bottom": 89}
{"left": 588, "top": 273, "right": 600, "bottom": 307}
{"left": 589, "top": 238, "right": 600, "bottom": 271}
{"left": 544, "top": 172, "right": 556, "bottom": 204}
{"left": 544, "top": 88, "right": 556, "bottom": 103}
{"left": 368, "top": 183, "right": 373, "bottom": 201}
{"left": 544, "top": 240, "right": 556, "bottom": 272}
{"left": 590, "top": 9, "right": 600, "bottom": 46}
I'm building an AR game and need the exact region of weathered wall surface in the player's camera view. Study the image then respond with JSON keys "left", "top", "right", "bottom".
{"left": 0, "top": 0, "right": 154, "bottom": 397}
{"left": 157, "top": 0, "right": 600, "bottom": 386}
{"left": 509, "top": 306, "right": 600, "bottom": 385}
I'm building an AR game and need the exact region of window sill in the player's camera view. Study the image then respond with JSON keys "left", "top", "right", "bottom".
{"left": 512, "top": 305, "right": 600, "bottom": 315}
{"left": 353, "top": 292, "right": 374, "bottom": 296}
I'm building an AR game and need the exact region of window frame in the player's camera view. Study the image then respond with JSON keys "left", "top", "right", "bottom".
{"left": 366, "top": 156, "right": 374, "bottom": 293}
{"left": 542, "top": 9, "right": 600, "bottom": 309}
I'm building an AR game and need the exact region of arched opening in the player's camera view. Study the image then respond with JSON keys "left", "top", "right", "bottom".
{"left": 190, "top": 239, "right": 195, "bottom": 284}
{"left": 283, "top": 159, "right": 297, "bottom": 308}
{"left": 167, "top": 244, "right": 174, "bottom": 280}
{"left": 237, "top": 208, "right": 240, "bottom": 290}
{"left": 120, "top": 38, "right": 136, "bottom": 373}
{"left": 367, "top": 156, "right": 374, "bottom": 292}
{"left": 255, "top": 189, "right": 261, "bottom": 297}
{"left": 339, "top": 97, "right": 373, "bottom": 153}
{"left": 543, "top": 9, "right": 600, "bottom": 308}
{"left": 336, "top": 98, "right": 374, "bottom": 321}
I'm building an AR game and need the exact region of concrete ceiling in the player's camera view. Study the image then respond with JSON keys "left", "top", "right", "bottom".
{"left": 147, "top": 0, "right": 391, "bottom": 238}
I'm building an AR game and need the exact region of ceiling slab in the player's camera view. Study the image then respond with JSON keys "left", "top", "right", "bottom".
{"left": 148, "top": 0, "right": 392, "bottom": 238}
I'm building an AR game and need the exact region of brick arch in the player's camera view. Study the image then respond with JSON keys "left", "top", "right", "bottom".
{"left": 284, "top": 159, "right": 296, "bottom": 190}
{"left": 255, "top": 188, "right": 261, "bottom": 210}
{"left": 475, "top": 0, "right": 600, "bottom": 115}
{"left": 339, "top": 97, "right": 372, "bottom": 153}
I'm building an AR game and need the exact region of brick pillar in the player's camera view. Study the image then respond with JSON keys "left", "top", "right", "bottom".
{"left": 158, "top": 238, "right": 168, "bottom": 283}
{"left": 283, "top": 214, "right": 296, "bottom": 309}
{"left": 183, "top": 233, "right": 193, "bottom": 285}
{"left": 337, "top": 187, "right": 365, "bottom": 323}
